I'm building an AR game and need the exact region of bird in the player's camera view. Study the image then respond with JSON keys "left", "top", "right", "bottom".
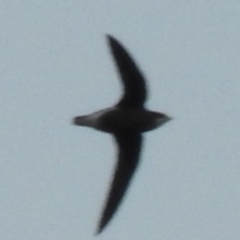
{"left": 73, "top": 35, "right": 172, "bottom": 234}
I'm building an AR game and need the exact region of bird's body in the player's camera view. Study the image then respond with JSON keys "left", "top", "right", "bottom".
{"left": 74, "top": 107, "right": 168, "bottom": 133}
{"left": 73, "top": 35, "right": 171, "bottom": 234}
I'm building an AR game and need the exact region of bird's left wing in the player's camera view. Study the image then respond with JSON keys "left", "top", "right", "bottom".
{"left": 107, "top": 35, "right": 147, "bottom": 108}
{"left": 96, "top": 132, "right": 143, "bottom": 234}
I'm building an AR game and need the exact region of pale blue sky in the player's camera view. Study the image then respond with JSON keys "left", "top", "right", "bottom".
{"left": 1, "top": 1, "right": 240, "bottom": 239}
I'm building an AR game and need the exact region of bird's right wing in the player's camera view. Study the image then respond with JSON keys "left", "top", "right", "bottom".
{"left": 96, "top": 131, "right": 143, "bottom": 234}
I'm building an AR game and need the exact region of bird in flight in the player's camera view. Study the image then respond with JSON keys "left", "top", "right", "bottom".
{"left": 73, "top": 35, "right": 171, "bottom": 234}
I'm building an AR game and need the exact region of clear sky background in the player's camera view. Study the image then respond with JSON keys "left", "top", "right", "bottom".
{"left": 1, "top": 1, "right": 240, "bottom": 239}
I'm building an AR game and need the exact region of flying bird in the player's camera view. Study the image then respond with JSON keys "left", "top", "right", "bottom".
{"left": 73, "top": 35, "right": 171, "bottom": 234}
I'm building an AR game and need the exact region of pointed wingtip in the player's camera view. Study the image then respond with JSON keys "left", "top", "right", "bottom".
{"left": 105, "top": 34, "right": 113, "bottom": 44}
{"left": 95, "top": 220, "right": 105, "bottom": 235}
{"left": 106, "top": 34, "right": 120, "bottom": 49}
{"left": 94, "top": 228, "right": 101, "bottom": 236}
{"left": 105, "top": 34, "right": 114, "bottom": 41}
{"left": 105, "top": 33, "right": 111, "bottom": 38}
{"left": 94, "top": 206, "right": 109, "bottom": 235}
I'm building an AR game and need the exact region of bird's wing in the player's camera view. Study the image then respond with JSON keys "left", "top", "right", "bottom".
{"left": 107, "top": 35, "right": 147, "bottom": 108}
{"left": 96, "top": 132, "right": 143, "bottom": 234}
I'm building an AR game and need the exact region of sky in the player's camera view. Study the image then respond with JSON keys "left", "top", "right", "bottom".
{"left": 1, "top": 1, "right": 240, "bottom": 239}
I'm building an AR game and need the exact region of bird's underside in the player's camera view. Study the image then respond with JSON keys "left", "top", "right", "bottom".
{"left": 73, "top": 35, "right": 171, "bottom": 235}
{"left": 95, "top": 36, "right": 148, "bottom": 234}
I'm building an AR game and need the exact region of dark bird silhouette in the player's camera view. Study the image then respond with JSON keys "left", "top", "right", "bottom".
{"left": 73, "top": 35, "right": 171, "bottom": 234}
